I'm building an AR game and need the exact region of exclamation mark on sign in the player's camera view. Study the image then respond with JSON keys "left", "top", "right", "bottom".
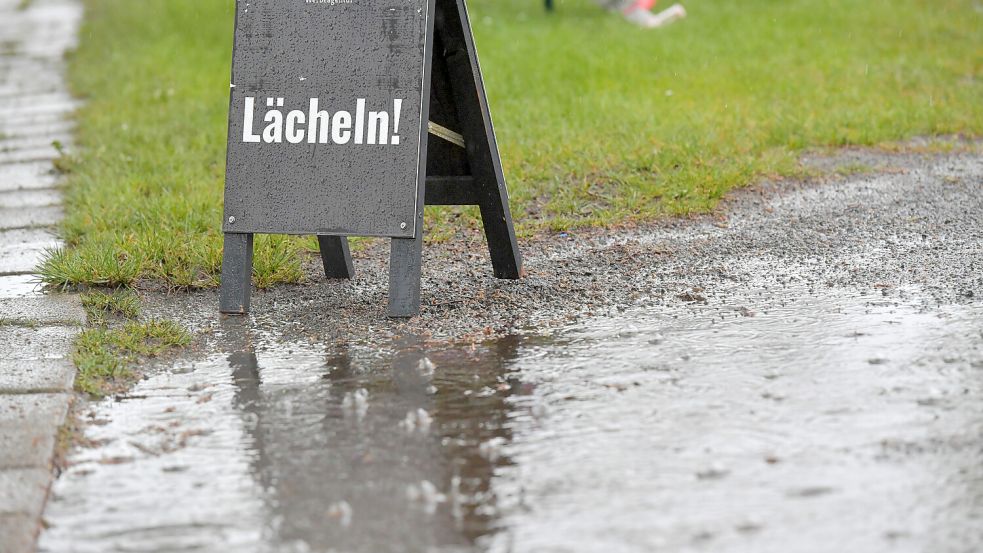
{"left": 391, "top": 99, "right": 402, "bottom": 145}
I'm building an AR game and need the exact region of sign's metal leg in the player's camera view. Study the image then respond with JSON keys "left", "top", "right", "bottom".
{"left": 219, "top": 232, "right": 254, "bottom": 314}
{"left": 440, "top": 0, "right": 522, "bottom": 279}
{"left": 317, "top": 235, "right": 355, "bottom": 279}
{"left": 387, "top": 6, "right": 434, "bottom": 319}
{"left": 387, "top": 235, "right": 423, "bottom": 317}
{"left": 475, "top": 179, "right": 522, "bottom": 279}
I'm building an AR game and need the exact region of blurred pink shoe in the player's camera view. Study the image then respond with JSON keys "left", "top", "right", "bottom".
{"left": 623, "top": 2, "right": 686, "bottom": 29}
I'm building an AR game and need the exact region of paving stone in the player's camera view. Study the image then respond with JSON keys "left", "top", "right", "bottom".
{"left": 0, "top": 204, "right": 62, "bottom": 229}
{"left": 0, "top": 326, "right": 75, "bottom": 361}
{"left": 0, "top": 189, "right": 61, "bottom": 209}
{"left": 0, "top": 358, "right": 76, "bottom": 394}
{"left": 0, "top": 118, "right": 72, "bottom": 138}
{"left": 0, "top": 67, "right": 63, "bottom": 85}
{"left": 0, "top": 145, "right": 60, "bottom": 164}
{"left": 0, "top": 275, "right": 43, "bottom": 299}
{"left": 0, "top": 85, "right": 61, "bottom": 99}
{"left": 0, "top": 134, "right": 72, "bottom": 153}
{"left": 0, "top": 103, "right": 79, "bottom": 121}
{"left": 0, "top": 120, "right": 73, "bottom": 140}
{"left": 0, "top": 294, "right": 84, "bottom": 325}
{"left": 0, "top": 327, "right": 77, "bottom": 393}
{"left": 0, "top": 161, "right": 59, "bottom": 192}
{"left": 0, "top": 47, "right": 55, "bottom": 61}
{"left": 0, "top": 514, "right": 37, "bottom": 553}
{"left": 0, "top": 57, "right": 52, "bottom": 72}
{"left": 0, "top": 100, "right": 77, "bottom": 119}
{"left": 0, "top": 396, "right": 70, "bottom": 460}
{"left": 0, "top": 468, "right": 50, "bottom": 517}
{"left": 0, "top": 73, "right": 62, "bottom": 92}
{"left": 0, "top": 228, "right": 59, "bottom": 275}
{"left": 0, "top": 76, "right": 63, "bottom": 95}
{"left": 0, "top": 111, "right": 65, "bottom": 130}
{"left": 0, "top": 0, "right": 81, "bottom": 545}
{"left": 0, "top": 394, "right": 70, "bottom": 424}
{"left": 0, "top": 133, "right": 71, "bottom": 150}
{"left": 0, "top": 423, "right": 58, "bottom": 468}
{"left": 0, "top": 91, "right": 73, "bottom": 109}
{"left": 13, "top": 39, "right": 77, "bottom": 58}
{"left": 20, "top": 45, "right": 75, "bottom": 59}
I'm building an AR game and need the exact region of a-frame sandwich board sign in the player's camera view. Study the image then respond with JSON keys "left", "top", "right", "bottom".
{"left": 219, "top": 0, "right": 521, "bottom": 317}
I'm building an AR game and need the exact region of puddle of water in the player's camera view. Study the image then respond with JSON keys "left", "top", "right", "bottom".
{"left": 40, "top": 287, "right": 983, "bottom": 552}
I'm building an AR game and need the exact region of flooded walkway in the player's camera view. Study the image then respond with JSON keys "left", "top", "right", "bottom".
{"left": 40, "top": 151, "right": 983, "bottom": 552}
{"left": 40, "top": 286, "right": 983, "bottom": 552}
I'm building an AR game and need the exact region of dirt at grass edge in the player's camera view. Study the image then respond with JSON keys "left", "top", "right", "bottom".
{"left": 122, "top": 141, "right": 982, "bottom": 350}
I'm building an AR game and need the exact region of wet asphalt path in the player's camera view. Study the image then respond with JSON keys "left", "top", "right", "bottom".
{"left": 40, "top": 150, "right": 982, "bottom": 552}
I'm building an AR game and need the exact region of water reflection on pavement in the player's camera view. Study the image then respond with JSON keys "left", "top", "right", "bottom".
{"left": 40, "top": 287, "right": 983, "bottom": 552}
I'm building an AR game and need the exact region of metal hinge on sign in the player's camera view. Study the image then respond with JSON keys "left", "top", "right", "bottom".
{"left": 427, "top": 121, "right": 465, "bottom": 148}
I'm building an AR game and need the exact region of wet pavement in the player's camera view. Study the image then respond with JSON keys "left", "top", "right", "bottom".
{"left": 40, "top": 286, "right": 983, "bottom": 553}
{"left": 40, "top": 150, "right": 983, "bottom": 552}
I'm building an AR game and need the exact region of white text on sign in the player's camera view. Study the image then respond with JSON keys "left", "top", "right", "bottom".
{"left": 242, "top": 97, "right": 404, "bottom": 145}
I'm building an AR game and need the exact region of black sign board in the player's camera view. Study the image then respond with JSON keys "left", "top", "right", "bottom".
{"left": 223, "top": 0, "right": 431, "bottom": 238}
{"left": 220, "top": 0, "right": 521, "bottom": 317}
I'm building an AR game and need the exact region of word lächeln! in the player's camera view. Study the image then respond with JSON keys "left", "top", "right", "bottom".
{"left": 242, "top": 97, "right": 404, "bottom": 145}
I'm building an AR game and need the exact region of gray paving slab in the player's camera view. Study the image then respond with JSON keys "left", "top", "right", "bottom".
{"left": 0, "top": 85, "right": 62, "bottom": 99}
{"left": 0, "top": 133, "right": 71, "bottom": 150}
{"left": 0, "top": 2, "right": 81, "bottom": 551}
{"left": 0, "top": 80, "right": 64, "bottom": 98}
{"left": 0, "top": 394, "right": 70, "bottom": 467}
{"left": 0, "top": 78, "right": 64, "bottom": 96}
{"left": 0, "top": 112, "right": 66, "bottom": 130}
{"left": 8, "top": 38, "right": 76, "bottom": 54}
{"left": 0, "top": 101, "right": 77, "bottom": 119}
{"left": 0, "top": 103, "right": 78, "bottom": 121}
{"left": 0, "top": 358, "right": 76, "bottom": 395}
{"left": 0, "top": 146, "right": 61, "bottom": 165}
{"left": 0, "top": 294, "right": 84, "bottom": 325}
{"left": 0, "top": 275, "right": 44, "bottom": 299}
{"left": 0, "top": 47, "right": 59, "bottom": 61}
{"left": 0, "top": 429, "right": 56, "bottom": 468}
{"left": 0, "top": 162, "right": 59, "bottom": 192}
{"left": 0, "top": 135, "right": 72, "bottom": 153}
{"left": 0, "top": 514, "right": 37, "bottom": 553}
{"left": 0, "top": 204, "right": 63, "bottom": 229}
{"left": 0, "top": 228, "right": 59, "bottom": 275}
{"left": 0, "top": 120, "right": 73, "bottom": 139}
{"left": 0, "top": 468, "right": 51, "bottom": 517}
{"left": 0, "top": 326, "right": 76, "bottom": 361}
{"left": 0, "top": 394, "right": 70, "bottom": 438}
{"left": 20, "top": 45, "right": 77, "bottom": 58}
{"left": 0, "top": 92, "right": 73, "bottom": 109}
{"left": 0, "top": 326, "right": 77, "bottom": 393}
{"left": 0, "top": 189, "right": 62, "bottom": 208}
{"left": 0, "top": 56, "right": 53, "bottom": 69}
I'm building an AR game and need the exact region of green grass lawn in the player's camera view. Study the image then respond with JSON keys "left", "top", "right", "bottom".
{"left": 41, "top": 0, "right": 983, "bottom": 289}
